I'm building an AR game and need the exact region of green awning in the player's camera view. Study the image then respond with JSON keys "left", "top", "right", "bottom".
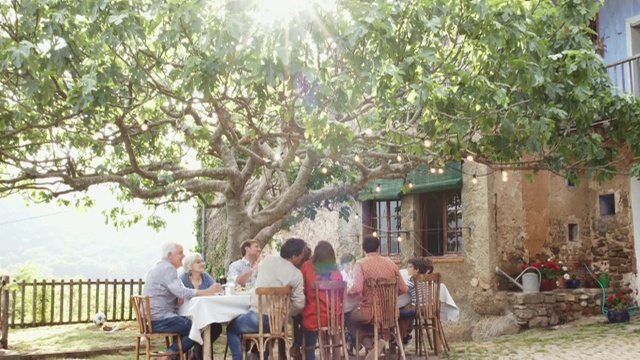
{"left": 358, "top": 162, "right": 462, "bottom": 201}
{"left": 357, "top": 178, "right": 404, "bottom": 201}
{"left": 405, "top": 162, "right": 462, "bottom": 194}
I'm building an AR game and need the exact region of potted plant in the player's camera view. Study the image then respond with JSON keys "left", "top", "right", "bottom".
{"left": 606, "top": 291, "right": 630, "bottom": 323}
{"left": 522, "top": 259, "right": 561, "bottom": 291}
{"left": 565, "top": 274, "right": 580, "bottom": 289}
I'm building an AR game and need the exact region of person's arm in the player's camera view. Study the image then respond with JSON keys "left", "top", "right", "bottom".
{"left": 235, "top": 267, "right": 256, "bottom": 286}
{"left": 396, "top": 267, "right": 408, "bottom": 295}
{"left": 347, "top": 262, "right": 364, "bottom": 296}
{"left": 290, "top": 270, "right": 305, "bottom": 316}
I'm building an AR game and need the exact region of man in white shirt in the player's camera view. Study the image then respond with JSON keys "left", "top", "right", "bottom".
{"left": 226, "top": 238, "right": 307, "bottom": 360}
{"left": 227, "top": 239, "right": 262, "bottom": 288}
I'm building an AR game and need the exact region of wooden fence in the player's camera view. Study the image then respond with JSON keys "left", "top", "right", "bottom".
{"left": 0, "top": 276, "right": 144, "bottom": 334}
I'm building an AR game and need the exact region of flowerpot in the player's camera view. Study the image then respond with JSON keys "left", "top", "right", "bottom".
{"left": 598, "top": 273, "right": 611, "bottom": 288}
{"left": 540, "top": 278, "right": 556, "bottom": 291}
{"left": 557, "top": 276, "right": 566, "bottom": 289}
{"left": 607, "top": 309, "right": 630, "bottom": 323}
{"left": 565, "top": 279, "right": 580, "bottom": 289}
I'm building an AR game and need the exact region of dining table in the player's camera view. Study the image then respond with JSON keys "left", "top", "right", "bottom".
{"left": 178, "top": 293, "right": 251, "bottom": 359}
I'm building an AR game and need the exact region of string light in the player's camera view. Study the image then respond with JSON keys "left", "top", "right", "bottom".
{"left": 397, "top": 236, "right": 403, "bottom": 242}
{"left": 140, "top": 120, "right": 149, "bottom": 132}
{"left": 294, "top": 155, "right": 300, "bottom": 162}
{"left": 472, "top": 175, "right": 478, "bottom": 184}
{"left": 321, "top": 166, "right": 328, "bottom": 174}
{"left": 408, "top": 181, "right": 414, "bottom": 189}
{"left": 438, "top": 168, "right": 444, "bottom": 174}
{"left": 423, "top": 137, "right": 432, "bottom": 148}
{"left": 501, "top": 168, "right": 508, "bottom": 182}
{"left": 396, "top": 153, "right": 402, "bottom": 162}
{"left": 364, "top": 128, "right": 373, "bottom": 136}
{"left": 466, "top": 155, "right": 474, "bottom": 162}
{"left": 375, "top": 183, "right": 381, "bottom": 192}
{"left": 372, "top": 231, "right": 378, "bottom": 237}
{"left": 354, "top": 154, "right": 360, "bottom": 162}
{"left": 430, "top": 167, "right": 436, "bottom": 174}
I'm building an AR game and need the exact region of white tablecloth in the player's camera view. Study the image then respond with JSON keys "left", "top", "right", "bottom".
{"left": 345, "top": 271, "right": 459, "bottom": 322}
{"left": 178, "top": 294, "right": 251, "bottom": 344}
{"left": 398, "top": 269, "right": 459, "bottom": 322}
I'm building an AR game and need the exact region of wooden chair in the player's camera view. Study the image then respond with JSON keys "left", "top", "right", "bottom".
{"left": 413, "top": 273, "right": 449, "bottom": 359}
{"left": 131, "top": 295, "right": 184, "bottom": 360}
{"left": 355, "top": 277, "right": 406, "bottom": 360}
{"left": 301, "top": 280, "right": 349, "bottom": 360}
{"left": 241, "top": 286, "right": 291, "bottom": 360}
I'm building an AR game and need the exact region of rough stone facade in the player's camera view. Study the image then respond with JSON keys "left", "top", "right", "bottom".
{"left": 206, "top": 161, "right": 638, "bottom": 341}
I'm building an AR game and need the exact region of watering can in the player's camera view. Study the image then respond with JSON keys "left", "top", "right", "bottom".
{"left": 496, "top": 266, "right": 541, "bottom": 293}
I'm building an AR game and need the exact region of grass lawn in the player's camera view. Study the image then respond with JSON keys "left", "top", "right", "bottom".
{"left": 6, "top": 316, "right": 640, "bottom": 359}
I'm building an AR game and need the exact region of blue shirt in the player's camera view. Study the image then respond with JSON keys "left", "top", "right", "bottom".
{"left": 179, "top": 272, "right": 216, "bottom": 290}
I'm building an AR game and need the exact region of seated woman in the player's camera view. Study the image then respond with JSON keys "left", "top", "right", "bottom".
{"left": 180, "top": 253, "right": 223, "bottom": 360}
{"left": 299, "top": 241, "right": 343, "bottom": 360}
{"left": 339, "top": 253, "right": 356, "bottom": 287}
{"left": 398, "top": 257, "right": 433, "bottom": 346}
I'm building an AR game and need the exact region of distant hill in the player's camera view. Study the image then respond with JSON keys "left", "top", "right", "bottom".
{"left": 0, "top": 190, "right": 199, "bottom": 280}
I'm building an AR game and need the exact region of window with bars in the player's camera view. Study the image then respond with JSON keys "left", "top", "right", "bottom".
{"left": 364, "top": 200, "right": 402, "bottom": 256}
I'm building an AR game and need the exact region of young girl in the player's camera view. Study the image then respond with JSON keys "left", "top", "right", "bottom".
{"left": 398, "top": 257, "right": 433, "bottom": 345}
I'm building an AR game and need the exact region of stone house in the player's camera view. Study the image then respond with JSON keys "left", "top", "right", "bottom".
{"left": 274, "top": 1, "right": 640, "bottom": 341}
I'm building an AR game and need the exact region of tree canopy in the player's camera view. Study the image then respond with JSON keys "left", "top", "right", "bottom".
{"left": 1, "top": 0, "right": 639, "bottom": 258}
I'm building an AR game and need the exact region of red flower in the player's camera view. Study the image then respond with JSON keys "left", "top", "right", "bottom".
{"left": 617, "top": 292, "right": 623, "bottom": 297}
{"left": 532, "top": 262, "right": 542, "bottom": 268}
{"left": 608, "top": 296, "right": 614, "bottom": 302}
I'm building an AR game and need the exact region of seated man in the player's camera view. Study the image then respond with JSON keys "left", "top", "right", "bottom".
{"left": 228, "top": 239, "right": 262, "bottom": 288}
{"left": 226, "top": 238, "right": 307, "bottom": 360}
{"left": 143, "top": 242, "right": 221, "bottom": 360}
{"left": 346, "top": 235, "right": 408, "bottom": 360}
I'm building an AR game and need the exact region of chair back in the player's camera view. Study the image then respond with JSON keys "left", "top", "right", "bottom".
{"left": 131, "top": 295, "right": 153, "bottom": 334}
{"left": 412, "top": 273, "right": 441, "bottom": 320}
{"left": 255, "top": 286, "right": 291, "bottom": 336}
{"left": 313, "top": 280, "right": 346, "bottom": 335}
{"left": 365, "top": 277, "right": 399, "bottom": 329}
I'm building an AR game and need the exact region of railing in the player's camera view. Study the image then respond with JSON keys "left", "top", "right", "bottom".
{"left": 0, "top": 276, "right": 144, "bottom": 330}
{"left": 606, "top": 53, "right": 640, "bottom": 97}
{"left": 1, "top": 276, "right": 9, "bottom": 349}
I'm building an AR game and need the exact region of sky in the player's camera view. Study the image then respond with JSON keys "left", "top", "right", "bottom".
{"left": 0, "top": 187, "right": 199, "bottom": 280}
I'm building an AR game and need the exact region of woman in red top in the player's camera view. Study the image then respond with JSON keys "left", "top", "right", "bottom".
{"left": 299, "top": 241, "right": 343, "bottom": 360}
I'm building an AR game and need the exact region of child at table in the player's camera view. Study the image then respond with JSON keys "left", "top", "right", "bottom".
{"left": 398, "top": 257, "right": 433, "bottom": 346}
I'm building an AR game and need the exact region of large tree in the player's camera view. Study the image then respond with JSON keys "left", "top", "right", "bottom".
{"left": 1, "top": 0, "right": 639, "bottom": 261}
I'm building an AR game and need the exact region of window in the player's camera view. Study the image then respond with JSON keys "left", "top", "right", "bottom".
{"left": 599, "top": 194, "right": 615, "bottom": 216}
{"left": 568, "top": 223, "right": 579, "bottom": 242}
{"left": 364, "top": 200, "right": 402, "bottom": 256}
{"left": 417, "top": 190, "right": 463, "bottom": 256}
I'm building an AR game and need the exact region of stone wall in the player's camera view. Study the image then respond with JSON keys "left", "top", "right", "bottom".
{"left": 509, "top": 288, "right": 608, "bottom": 328}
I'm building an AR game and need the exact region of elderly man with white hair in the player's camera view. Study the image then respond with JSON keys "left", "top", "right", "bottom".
{"left": 143, "top": 242, "right": 221, "bottom": 360}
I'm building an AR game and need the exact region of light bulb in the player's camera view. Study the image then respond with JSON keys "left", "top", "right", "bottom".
{"left": 375, "top": 183, "right": 381, "bottom": 192}
{"left": 472, "top": 175, "right": 478, "bottom": 184}
{"left": 466, "top": 155, "right": 474, "bottom": 162}
{"left": 396, "top": 153, "right": 402, "bottom": 162}
{"left": 502, "top": 174, "right": 508, "bottom": 182}
{"left": 423, "top": 138, "right": 432, "bottom": 148}
{"left": 365, "top": 128, "right": 373, "bottom": 136}
{"left": 438, "top": 168, "right": 444, "bottom": 174}
{"left": 408, "top": 181, "right": 414, "bottom": 189}
{"left": 372, "top": 231, "right": 378, "bottom": 237}
{"left": 354, "top": 154, "right": 360, "bottom": 162}
{"left": 430, "top": 167, "right": 436, "bottom": 174}
{"left": 397, "top": 236, "right": 403, "bottom": 242}
{"left": 140, "top": 120, "right": 149, "bottom": 132}
{"left": 294, "top": 155, "right": 300, "bottom": 162}
{"left": 501, "top": 169, "right": 507, "bottom": 177}
{"left": 321, "top": 166, "right": 328, "bottom": 174}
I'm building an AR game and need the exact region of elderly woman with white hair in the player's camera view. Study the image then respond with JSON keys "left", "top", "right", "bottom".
{"left": 179, "top": 253, "right": 223, "bottom": 360}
